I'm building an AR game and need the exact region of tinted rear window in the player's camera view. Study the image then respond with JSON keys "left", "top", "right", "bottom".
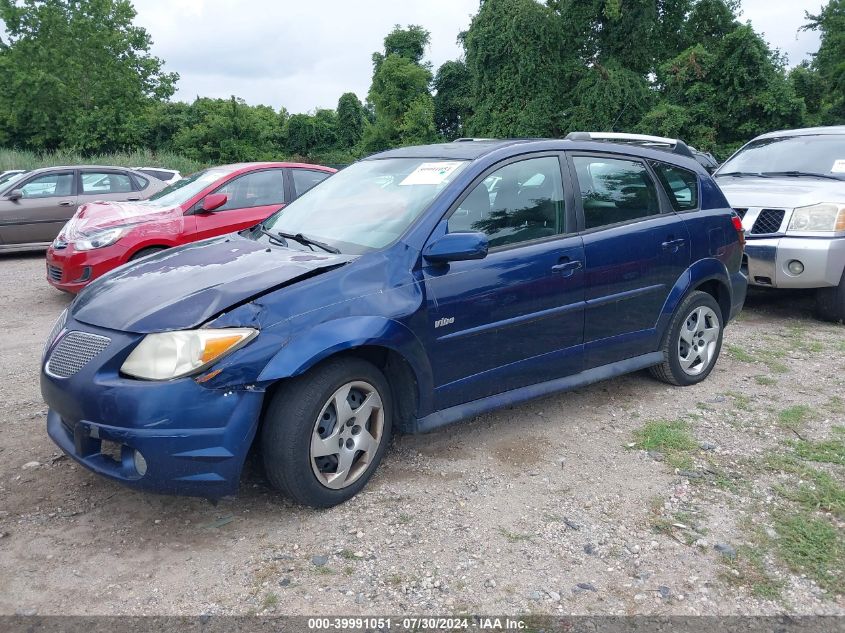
{"left": 650, "top": 162, "right": 699, "bottom": 211}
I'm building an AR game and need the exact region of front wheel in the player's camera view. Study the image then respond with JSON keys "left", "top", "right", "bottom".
{"left": 261, "top": 357, "right": 393, "bottom": 507}
{"left": 650, "top": 290, "right": 724, "bottom": 386}
{"left": 815, "top": 268, "right": 845, "bottom": 323}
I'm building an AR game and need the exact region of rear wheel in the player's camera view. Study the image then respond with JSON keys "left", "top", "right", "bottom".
{"left": 815, "top": 268, "right": 845, "bottom": 323}
{"left": 261, "top": 357, "right": 392, "bottom": 507}
{"left": 130, "top": 246, "right": 166, "bottom": 261}
{"left": 650, "top": 290, "right": 724, "bottom": 386}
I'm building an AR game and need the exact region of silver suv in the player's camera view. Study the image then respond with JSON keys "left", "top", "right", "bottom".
{"left": 715, "top": 126, "right": 845, "bottom": 321}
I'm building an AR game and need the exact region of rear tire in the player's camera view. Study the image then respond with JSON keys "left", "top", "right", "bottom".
{"left": 650, "top": 290, "right": 724, "bottom": 386}
{"left": 130, "top": 247, "right": 166, "bottom": 261}
{"left": 261, "top": 357, "right": 393, "bottom": 508}
{"left": 815, "top": 269, "right": 845, "bottom": 323}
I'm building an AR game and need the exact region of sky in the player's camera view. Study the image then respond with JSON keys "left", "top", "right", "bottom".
{"left": 131, "top": 0, "right": 824, "bottom": 114}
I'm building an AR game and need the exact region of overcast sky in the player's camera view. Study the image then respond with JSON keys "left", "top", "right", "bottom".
{"left": 132, "top": 0, "right": 823, "bottom": 114}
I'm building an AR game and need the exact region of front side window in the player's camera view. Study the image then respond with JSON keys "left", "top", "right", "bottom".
{"left": 81, "top": 172, "right": 133, "bottom": 194}
{"left": 142, "top": 169, "right": 229, "bottom": 209}
{"left": 19, "top": 172, "right": 74, "bottom": 199}
{"left": 651, "top": 162, "right": 699, "bottom": 211}
{"left": 292, "top": 169, "right": 331, "bottom": 196}
{"left": 573, "top": 156, "right": 660, "bottom": 229}
{"left": 214, "top": 169, "right": 286, "bottom": 211}
{"left": 448, "top": 156, "right": 565, "bottom": 248}
{"left": 262, "top": 158, "right": 468, "bottom": 254}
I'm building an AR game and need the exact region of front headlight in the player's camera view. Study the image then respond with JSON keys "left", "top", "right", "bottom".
{"left": 121, "top": 328, "right": 258, "bottom": 380}
{"left": 74, "top": 226, "right": 130, "bottom": 251}
{"left": 787, "top": 203, "right": 845, "bottom": 234}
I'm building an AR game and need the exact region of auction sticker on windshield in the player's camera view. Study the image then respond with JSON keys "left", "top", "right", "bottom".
{"left": 831, "top": 159, "right": 845, "bottom": 173}
{"left": 400, "top": 161, "right": 463, "bottom": 186}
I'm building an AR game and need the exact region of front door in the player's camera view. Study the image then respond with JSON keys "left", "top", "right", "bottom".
{"left": 422, "top": 154, "right": 585, "bottom": 410}
{"left": 568, "top": 153, "right": 691, "bottom": 368}
{"left": 0, "top": 170, "right": 77, "bottom": 245}
{"left": 192, "top": 168, "right": 288, "bottom": 241}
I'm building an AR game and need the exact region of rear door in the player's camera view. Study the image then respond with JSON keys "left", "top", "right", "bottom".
{"left": 568, "top": 153, "right": 691, "bottom": 368}
{"left": 191, "top": 168, "right": 287, "bottom": 241}
{"left": 78, "top": 169, "right": 143, "bottom": 205}
{"left": 0, "top": 170, "right": 77, "bottom": 245}
{"left": 422, "top": 154, "right": 585, "bottom": 410}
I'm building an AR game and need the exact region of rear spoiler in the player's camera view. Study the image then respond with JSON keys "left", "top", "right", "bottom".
{"left": 565, "top": 132, "right": 695, "bottom": 159}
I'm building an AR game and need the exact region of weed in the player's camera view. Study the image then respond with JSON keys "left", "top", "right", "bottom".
{"left": 721, "top": 544, "right": 783, "bottom": 600}
{"left": 262, "top": 593, "right": 279, "bottom": 609}
{"left": 755, "top": 375, "right": 776, "bottom": 386}
{"left": 778, "top": 405, "right": 812, "bottom": 428}
{"left": 497, "top": 527, "right": 531, "bottom": 543}
{"left": 727, "top": 345, "right": 755, "bottom": 362}
{"left": 776, "top": 470, "right": 845, "bottom": 519}
{"left": 789, "top": 435, "right": 845, "bottom": 466}
{"left": 772, "top": 511, "right": 844, "bottom": 595}
{"left": 726, "top": 391, "right": 753, "bottom": 411}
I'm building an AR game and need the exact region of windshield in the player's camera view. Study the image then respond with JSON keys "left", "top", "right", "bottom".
{"left": 718, "top": 134, "right": 845, "bottom": 178}
{"left": 0, "top": 171, "right": 26, "bottom": 191}
{"left": 261, "top": 158, "right": 468, "bottom": 253}
{"left": 142, "top": 169, "right": 228, "bottom": 208}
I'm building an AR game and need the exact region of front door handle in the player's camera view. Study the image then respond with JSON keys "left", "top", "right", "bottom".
{"left": 58, "top": 200, "right": 75, "bottom": 207}
{"left": 551, "top": 259, "right": 583, "bottom": 277}
{"left": 662, "top": 238, "right": 686, "bottom": 252}
{"left": 127, "top": 196, "right": 141, "bottom": 201}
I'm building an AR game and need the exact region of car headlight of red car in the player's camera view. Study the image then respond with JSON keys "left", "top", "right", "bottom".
{"left": 121, "top": 328, "right": 258, "bottom": 380}
{"left": 74, "top": 226, "right": 132, "bottom": 251}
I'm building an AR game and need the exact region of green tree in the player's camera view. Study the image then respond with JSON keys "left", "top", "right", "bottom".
{"left": 335, "top": 92, "right": 365, "bottom": 149}
{"left": 0, "top": 0, "right": 177, "bottom": 151}
{"left": 802, "top": 0, "right": 845, "bottom": 122}
{"left": 286, "top": 113, "right": 317, "bottom": 156}
{"left": 365, "top": 25, "right": 433, "bottom": 150}
{"left": 433, "top": 60, "right": 473, "bottom": 140}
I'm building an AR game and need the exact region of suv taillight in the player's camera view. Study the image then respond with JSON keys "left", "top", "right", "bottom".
{"left": 731, "top": 212, "right": 745, "bottom": 249}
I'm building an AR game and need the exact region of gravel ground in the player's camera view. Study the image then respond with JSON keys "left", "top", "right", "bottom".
{"left": 0, "top": 252, "right": 843, "bottom": 616}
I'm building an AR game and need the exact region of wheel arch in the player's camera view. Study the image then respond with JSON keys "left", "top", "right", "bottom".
{"left": 658, "top": 258, "right": 733, "bottom": 342}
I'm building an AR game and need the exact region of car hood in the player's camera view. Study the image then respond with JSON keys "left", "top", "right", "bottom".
{"left": 62, "top": 200, "right": 181, "bottom": 240}
{"left": 71, "top": 234, "right": 354, "bottom": 333}
{"left": 715, "top": 176, "right": 845, "bottom": 209}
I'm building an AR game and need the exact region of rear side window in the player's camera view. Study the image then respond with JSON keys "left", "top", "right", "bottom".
{"left": 139, "top": 169, "right": 174, "bottom": 181}
{"left": 81, "top": 172, "right": 133, "bottom": 194}
{"left": 132, "top": 174, "right": 150, "bottom": 190}
{"left": 572, "top": 156, "right": 660, "bottom": 229}
{"left": 651, "top": 162, "right": 699, "bottom": 211}
{"left": 292, "top": 169, "right": 331, "bottom": 196}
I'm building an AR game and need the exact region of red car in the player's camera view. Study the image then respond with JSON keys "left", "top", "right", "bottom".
{"left": 46, "top": 162, "right": 335, "bottom": 292}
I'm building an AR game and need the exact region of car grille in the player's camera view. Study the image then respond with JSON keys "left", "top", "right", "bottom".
{"left": 47, "top": 264, "right": 63, "bottom": 282}
{"left": 46, "top": 331, "right": 111, "bottom": 378}
{"left": 749, "top": 209, "right": 785, "bottom": 235}
{"left": 734, "top": 208, "right": 748, "bottom": 220}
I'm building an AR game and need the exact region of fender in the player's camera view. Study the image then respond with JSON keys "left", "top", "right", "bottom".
{"left": 656, "top": 257, "right": 732, "bottom": 339}
{"left": 257, "top": 315, "right": 435, "bottom": 413}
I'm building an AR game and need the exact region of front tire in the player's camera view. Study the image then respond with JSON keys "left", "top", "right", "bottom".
{"left": 261, "top": 357, "right": 393, "bottom": 508}
{"left": 815, "top": 268, "right": 845, "bottom": 323}
{"left": 130, "top": 246, "right": 167, "bottom": 261}
{"left": 650, "top": 290, "right": 724, "bottom": 386}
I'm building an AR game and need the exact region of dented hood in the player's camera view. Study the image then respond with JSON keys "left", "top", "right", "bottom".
{"left": 71, "top": 234, "right": 353, "bottom": 333}
{"left": 62, "top": 201, "right": 184, "bottom": 240}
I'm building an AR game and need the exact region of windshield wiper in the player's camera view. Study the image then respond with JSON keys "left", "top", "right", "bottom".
{"left": 258, "top": 225, "right": 340, "bottom": 254}
{"left": 760, "top": 171, "right": 844, "bottom": 181}
{"left": 254, "top": 225, "right": 289, "bottom": 247}
{"left": 716, "top": 171, "right": 767, "bottom": 178}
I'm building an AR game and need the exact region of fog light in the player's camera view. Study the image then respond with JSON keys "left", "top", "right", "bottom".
{"left": 787, "top": 260, "right": 804, "bottom": 275}
{"left": 133, "top": 450, "right": 148, "bottom": 476}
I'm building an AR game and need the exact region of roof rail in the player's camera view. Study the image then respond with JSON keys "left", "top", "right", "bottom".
{"left": 453, "top": 137, "right": 495, "bottom": 142}
{"left": 565, "top": 131, "right": 695, "bottom": 158}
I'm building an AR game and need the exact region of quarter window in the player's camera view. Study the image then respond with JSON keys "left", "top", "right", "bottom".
{"left": 572, "top": 156, "right": 660, "bottom": 229}
{"left": 651, "top": 162, "right": 699, "bottom": 211}
{"left": 448, "top": 156, "right": 566, "bottom": 248}
{"left": 19, "top": 172, "right": 74, "bottom": 199}
{"left": 81, "top": 172, "right": 133, "bottom": 194}
{"left": 292, "top": 169, "right": 331, "bottom": 196}
{"left": 214, "top": 169, "right": 286, "bottom": 211}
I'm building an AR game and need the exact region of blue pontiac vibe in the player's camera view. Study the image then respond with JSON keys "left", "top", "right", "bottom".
{"left": 41, "top": 137, "right": 747, "bottom": 507}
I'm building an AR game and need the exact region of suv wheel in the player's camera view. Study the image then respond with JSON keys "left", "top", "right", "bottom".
{"left": 650, "top": 290, "right": 724, "bottom": 386}
{"left": 261, "top": 357, "right": 393, "bottom": 507}
{"left": 815, "top": 269, "right": 845, "bottom": 323}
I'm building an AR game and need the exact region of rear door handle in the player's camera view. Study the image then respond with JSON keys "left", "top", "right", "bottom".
{"left": 551, "top": 259, "right": 583, "bottom": 276}
{"left": 58, "top": 200, "right": 75, "bottom": 207}
{"left": 127, "top": 196, "right": 141, "bottom": 201}
{"left": 662, "top": 238, "right": 686, "bottom": 252}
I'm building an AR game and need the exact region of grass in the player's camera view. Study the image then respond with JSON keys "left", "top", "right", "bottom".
{"left": 261, "top": 593, "right": 279, "bottom": 609}
{"left": 721, "top": 543, "right": 783, "bottom": 600}
{"left": 776, "top": 470, "right": 845, "bottom": 519}
{"left": 339, "top": 549, "right": 358, "bottom": 560}
{"left": 755, "top": 375, "right": 777, "bottom": 386}
{"left": 788, "top": 434, "right": 845, "bottom": 466}
{"left": 632, "top": 419, "right": 698, "bottom": 469}
{"left": 772, "top": 511, "right": 844, "bottom": 595}
{"left": 726, "top": 391, "right": 753, "bottom": 411}
{"left": 727, "top": 344, "right": 755, "bottom": 363}
{"left": 0, "top": 147, "right": 204, "bottom": 176}
{"left": 497, "top": 527, "right": 531, "bottom": 543}
{"left": 725, "top": 344, "right": 789, "bottom": 373}
{"left": 778, "top": 405, "right": 812, "bottom": 428}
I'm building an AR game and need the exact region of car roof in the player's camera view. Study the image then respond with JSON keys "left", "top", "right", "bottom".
{"left": 214, "top": 162, "right": 336, "bottom": 173}
{"left": 754, "top": 125, "right": 845, "bottom": 140}
{"left": 367, "top": 138, "right": 705, "bottom": 172}
{"left": 20, "top": 165, "right": 148, "bottom": 175}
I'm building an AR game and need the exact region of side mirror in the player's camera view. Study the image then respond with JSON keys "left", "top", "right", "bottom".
{"left": 423, "top": 232, "right": 488, "bottom": 264}
{"left": 6, "top": 189, "right": 22, "bottom": 202}
{"left": 200, "top": 193, "right": 228, "bottom": 213}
